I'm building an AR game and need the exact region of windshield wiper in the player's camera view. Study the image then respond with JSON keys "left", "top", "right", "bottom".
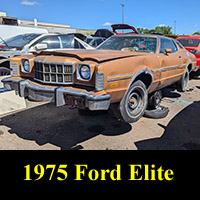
{"left": 0, "top": 36, "right": 10, "bottom": 49}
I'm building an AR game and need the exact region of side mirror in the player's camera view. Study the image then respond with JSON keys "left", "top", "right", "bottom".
{"left": 165, "top": 48, "right": 172, "bottom": 54}
{"left": 35, "top": 43, "right": 48, "bottom": 51}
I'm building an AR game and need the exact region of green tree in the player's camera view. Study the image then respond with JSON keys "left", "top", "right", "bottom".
{"left": 137, "top": 27, "right": 150, "bottom": 34}
{"left": 153, "top": 26, "right": 173, "bottom": 34}
{"left": 193, "top": 31, "right": 200, "bottom": 35}
{"left": 137, "top": 26, "right": 173, "bottom": 35}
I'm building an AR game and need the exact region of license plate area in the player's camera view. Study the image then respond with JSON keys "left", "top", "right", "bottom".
{"left": 64, "top": 95, "right": 85, "bottom": 108}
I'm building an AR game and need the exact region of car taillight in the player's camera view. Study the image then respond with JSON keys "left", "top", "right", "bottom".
{"left": 190, "top": 50, "right": 200, "bottom": 54}
{"left": 0, "top": 46, "right": 4, "bottom": 49}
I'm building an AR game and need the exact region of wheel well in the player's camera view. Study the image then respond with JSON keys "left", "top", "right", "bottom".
{"left": 187, "top": 63, "right": 192, "bottom": 72}
{"left": 134, "top": 73, "right": 153, "bottom": 90}
{"left": 0, "top": 61, "right": 10, "bottom": 68}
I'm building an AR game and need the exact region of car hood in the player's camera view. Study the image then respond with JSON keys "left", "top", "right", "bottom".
{"left": 0, "top": 49, "right": 22, "bottom": 58}
{"left": 33, "top": 49, "right": 148, "bottom": 63}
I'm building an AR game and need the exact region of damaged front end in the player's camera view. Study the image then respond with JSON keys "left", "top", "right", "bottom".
{"left": 2, "top": 51, "right": 111, "bottom": 110}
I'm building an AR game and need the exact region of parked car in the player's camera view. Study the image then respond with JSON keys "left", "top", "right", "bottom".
{"left": 85, "top": 37, "right": 106, "bottom": 47}
{"left": 0, "top": 33, "right": 94, "bottom": 76}
{"left": 2, "top": 34, "right": 196, "bottom": 123}
{"left": 91, "top": 29, "right": 114, "bottom": 38}
{"left": 85, "top": 29, "right": 113, "bottom": 47}
{"left": 111, "top": 24, "right": 138, "bottom": 35}
{"left": 177, "top": 35, "right": 200, "bottom": 73}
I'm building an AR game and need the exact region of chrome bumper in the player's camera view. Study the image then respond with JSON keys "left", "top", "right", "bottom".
{"left": 2, "top": 78, "right": 110, "bottom": 110}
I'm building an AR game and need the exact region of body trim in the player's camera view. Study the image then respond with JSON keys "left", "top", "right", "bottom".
{"left": 151, "top": 64, "right": 186, "bottom": 74}
{"left": 107, "top": 72, "right": 134, "bottom": 82}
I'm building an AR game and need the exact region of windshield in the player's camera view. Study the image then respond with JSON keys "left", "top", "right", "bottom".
{"left": 177, "top": 39, "right": 200, "bottom": 47}
{"left": 0, "top": 34, "right": 41, "bottom": 48}
{"left": 97, "top": 36, "right": 157, "bottom": 53}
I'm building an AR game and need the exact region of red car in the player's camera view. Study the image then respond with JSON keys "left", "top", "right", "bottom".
{"left": 177, "top": 35, "right": 200, "bottom": 71}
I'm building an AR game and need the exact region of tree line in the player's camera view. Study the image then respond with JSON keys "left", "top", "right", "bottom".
{"left": 137, "top": 26, "right": 200, "bottom": 36}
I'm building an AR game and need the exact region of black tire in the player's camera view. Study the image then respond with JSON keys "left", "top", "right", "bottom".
{"left": 177, "top": 68, "right": 189, "bottom": 92}
{"left": 148, "top": 90, "right": 162, "bottom": 108}
{"left": 144, "top": 105, "right": 169, "bottom": 119}
{"left": 0, "top": 67, "right": 10, "bottom": 76}
{"left": 115, "top": 80, "right": 148, "bottom": 123}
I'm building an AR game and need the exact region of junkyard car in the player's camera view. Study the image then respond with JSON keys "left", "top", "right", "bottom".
{"left": 0, "top": 33, "right": 93, "bottom": 75}
{"left": 85, "top": 29, "right": 113, "bottom": 47}
{"left": 2, "top": 34, "right": 197, "bottom": 123}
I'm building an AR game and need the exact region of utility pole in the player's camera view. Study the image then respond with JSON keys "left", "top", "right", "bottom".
{"left": 121, "top": 3, "right": 125, "bottom": 24}
{"left": 174, "top": 20, "right": 176, "bottom": 35}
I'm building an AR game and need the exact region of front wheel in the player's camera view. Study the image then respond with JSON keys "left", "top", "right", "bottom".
{"left": 113, "top": 80, "right": 148, "bottom": 123}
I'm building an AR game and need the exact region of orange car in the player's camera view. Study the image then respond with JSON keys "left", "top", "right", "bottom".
{"left": 2, "top": 34, "right": 197, "bottom": 123}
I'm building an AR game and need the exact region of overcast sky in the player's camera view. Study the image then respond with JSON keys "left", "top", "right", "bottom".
{"left": 1, "top": 0, "right": 200, "bottom": 34}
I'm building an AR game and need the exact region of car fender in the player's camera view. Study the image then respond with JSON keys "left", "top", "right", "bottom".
{"left": 125, "top": 68, "right": 154, "bottom": 96}
{"left": 184, "top": 61, "right": 195, "bottom": 73}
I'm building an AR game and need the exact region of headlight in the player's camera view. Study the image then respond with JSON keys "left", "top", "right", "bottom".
{"left": 77, "top": 64, "right": 91, "bottom": 81}
{"left": 21, "top": 59, "right": 31, "bottom": 73}
{"left": 80, "top": 65, "right": 90, "bottom": 79}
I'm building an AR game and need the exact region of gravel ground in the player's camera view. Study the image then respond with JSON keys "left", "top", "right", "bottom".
{"left": 0, "top": 77, "right": 200, "bottom": 150}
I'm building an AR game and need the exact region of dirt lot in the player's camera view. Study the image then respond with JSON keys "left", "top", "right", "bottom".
{"left": 0, "top": 77, "right": 200, "bottom": 150}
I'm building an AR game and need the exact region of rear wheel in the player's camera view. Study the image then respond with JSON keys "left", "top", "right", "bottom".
{"left": 112, "top": 80, "right": 148, "bottom": 123}
{"left": 0, "top": 67, "right": 10, "bottom": 76}
{"left": 177, "top": 68, "right": 189, "bottom": 92}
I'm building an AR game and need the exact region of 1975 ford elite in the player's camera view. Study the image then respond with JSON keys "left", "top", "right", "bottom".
{"left": 2, "top": 34, "right": 197, "bottom": 123}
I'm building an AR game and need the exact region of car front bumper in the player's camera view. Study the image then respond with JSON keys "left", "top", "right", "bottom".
{"left": 2, "top": 78, "right": 110, "bottom": 110}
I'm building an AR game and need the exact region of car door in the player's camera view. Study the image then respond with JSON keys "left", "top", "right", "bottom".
{"left": 158, "top": 37, "right": 183, "bottom": 88}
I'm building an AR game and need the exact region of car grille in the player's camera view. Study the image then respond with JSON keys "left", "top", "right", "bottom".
{"left": 34, "top": 60, "right": 74, "bottom": 85}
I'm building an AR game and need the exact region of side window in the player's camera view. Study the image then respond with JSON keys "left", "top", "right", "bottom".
{"left": 96, "top": 39, "right": 104, "bottom": 46}
{"left": 176, "top": 40, "right": 184, "bottom": 49}
{"left": 74, "top": 39, "right": 80, "bottom": 49}
{"left": 159, "top": 38, "right": 178, "bottom": 54}
{"left": 60, "top": 35, "right": 73, "bottom": 48}
{"left": 93, "top": 40, "right": 97, "bottom": 47}
{"left": 37, "top": 36, "right": 61, "bottom": 49}
{"left": 79, "top": 42, "right": 85, "bottom": 49}
{"left": 74, "top": 39, "right": 85, "bottom": 49}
